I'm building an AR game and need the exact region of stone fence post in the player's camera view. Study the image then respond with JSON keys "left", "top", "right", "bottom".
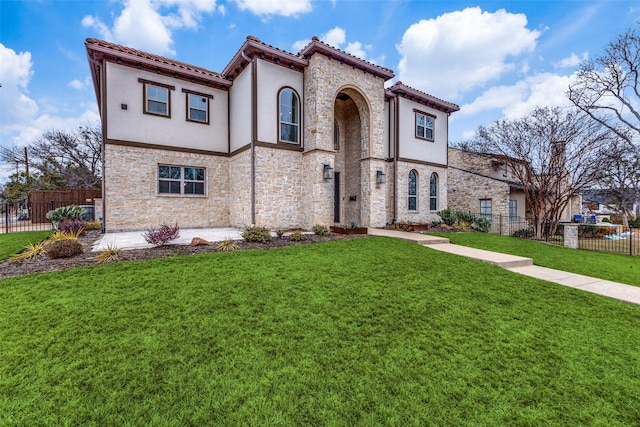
{"left": 564, "top": 224, "right": 578, "bottom": 249}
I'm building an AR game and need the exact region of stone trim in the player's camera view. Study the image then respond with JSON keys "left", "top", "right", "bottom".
{"left": 398, "top": 157, "right": 447, "bottom": 168}
{"left": 256, "top": 141, "right": 304, "bottom": 152}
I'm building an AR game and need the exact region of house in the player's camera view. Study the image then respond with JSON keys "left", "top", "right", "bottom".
{"left": 448, "top": 147, "right": 581, "bottom": 231}
{"left": 581, "top": 188, "right": 640, "bottom": 219}
{"left": 85, "top": 36, "right": 459, "bottom": 232}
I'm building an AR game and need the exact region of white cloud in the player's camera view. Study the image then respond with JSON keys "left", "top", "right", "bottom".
{"left": 345, "top": 41, "right": 366, "bottom": 59}
{"left": 291, "top": 39, "right": 310, "bottom": 52}
{"left": 231, "top": 0, "right": 312, "bottom": 17}
{"left": 68, "top": 77, "right": 91, "bottom": 90}
{"left": 291, "top": 27, "right": 371, "bottom": 60}
{"left": 323, "top": 27, "right": 346, "bottom": 47}
{"left": 554, "top": 52, "right": 588, "bottom": 69}
{"left": 396, "top": 7, "right": 541, "bottom": 100}
{"left": 459, "top": 71, "right": 577, "bottom": 119}
{"left": 82, "top": 0, "right": 219, "bottom": 56}
{"left": 0, "top": 44, "right": 39, "bottom": 136}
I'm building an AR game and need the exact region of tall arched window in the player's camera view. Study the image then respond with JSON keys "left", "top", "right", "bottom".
{"left": 429, "top": 173, "right": 438, "bottom": 211}
{"left": 279, "top": 88, "right": 300, "bottom": 143}
{"left": 408, "top": 170, "right": 418, "bottom": 211}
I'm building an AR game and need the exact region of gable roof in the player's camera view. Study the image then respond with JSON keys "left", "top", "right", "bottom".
{"left": 387, "top": 82, "right": 459, "bottom": 114}
{"left": 299, "top": 36, "right": 395, "bottom": 81}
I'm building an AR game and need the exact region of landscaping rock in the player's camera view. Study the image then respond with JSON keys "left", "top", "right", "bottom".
{"left": 189, "top": 237, "right": 211, "bottom": 246}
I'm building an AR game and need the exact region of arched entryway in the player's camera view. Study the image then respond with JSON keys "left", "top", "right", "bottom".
{"left": 333, "top": 87, "right": 370, "bottom": 226}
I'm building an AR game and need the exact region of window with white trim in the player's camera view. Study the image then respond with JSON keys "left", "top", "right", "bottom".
{"left": 429, "top": 173, "right": 438, "bottom": 211}
{"left": 158, "top": 165, "right": 205, "bottom": 195}
{"left": 415, "top": 112, "right": 434, "bottom": 140}
{"left": 279, "top": 88, "right": 300, "bottom": 143}
{"left": 143, "top": 83, "right": 170, "bottom": 116}
{"left": 408, "top": 169, "right": 418, "bottom": 211}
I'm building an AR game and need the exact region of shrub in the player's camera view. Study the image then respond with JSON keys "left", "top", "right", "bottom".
{"left": 512, "top": 228, "right": 532, "bottom": 238}
{"left": 46, "top": 205, "right": 86, "bottom": 228}
{"left": 143, "top": 223, "right": 180, "bottom": 246}
{"left": 47, "top": 240, "right": 83, "bottom": 259}
{"left": 455, "top": 210, "right": 477, "bottom": 224}
{"left": 276, "top": 230, "right": 285, "bottom": 239}
{"left": 215, "top": 238, "right": 239, "bottom": 252}
{"left": 289, "top": 231, "right": 307, "bottom": 241}
{"left": 242, "top": 225, "right": 272, "bottom": 243}
{"left": 83, "top": 220, "right": 102, "bottom": 230}
{"left": 93, "top": 244, "right": 122, "bottom": 263}
{"left": 601, "top": 217, "right": 612, "bottom": 223}
{"left": 58, "top": 219, "right": 86, "bottom": 235}
{"left": 349, "top": 221, "right": 359, "bottom": 228}
{"left": 11, "top": 241, "right": 47, "bottom": 262}
{"left": 395, "top": 222, "right": 414, "bottom": 232}
{"left": 629, "top": 216, "right": 640, "bottom": 228}
{"left": 48, "top": 229, "right": 83, "bottom": 243}
{"left": 472, "top": 216, "right": 491, "bottom": 233}
{"left": 456, "top": 220, "right": 472, "bottom": 231}
{"left": 312, "top": 224, "right": 330, "bottom": 236}
{"left": 438, "top": 208, "right": 457, "bottom": 226}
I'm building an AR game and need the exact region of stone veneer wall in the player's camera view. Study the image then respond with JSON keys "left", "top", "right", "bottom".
{"left": 396, "top": 161, "right": 447, "bottom": 224}
{"left": 303, "top": 53, "right": 389, "bottom": 227}
{"left": 447, "top": 166, "right": 510, "bottom": 217}
{"left": 104, "top": 144, "right": 230, "bottom": 232}
{"left": 254, "top": 146, "right": 305, "bottom": 229}
{"left": 228, "top": 149, "right": 252, "bottom": 227}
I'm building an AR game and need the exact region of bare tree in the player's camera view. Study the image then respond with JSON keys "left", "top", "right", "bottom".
{"left": 468, "top": 106, "right": 614, "bottom": 239}
{"left": 568, "top": 26, "right": 640, "bottom": 147}
{"left": 0, "top": 123, "right": 102, "bottom": 190}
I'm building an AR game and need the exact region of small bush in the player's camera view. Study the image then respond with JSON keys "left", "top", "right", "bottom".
{"left": 83, "top": 220, "right": 102, "bottom": 230}
{"left": 48, "top": 229, "right": 83, "bottom": 243}
{"left": 215, "top": 238, "right": 239, "bottom": 252}
{"left": 455, "top": 210, "right": 477, "bottom": 224}
{"left": 395, "top": 222, "right": 414, "bottom": 232}
{"left": 312, "top": 225, "right": 330, "bottom": 236}
{"left": 512, "top": 228, "right": 532, "bottom": 238}
{"left": 58, "top": 219, "right": 86, "bottom": 235}
{"left": 93, "top": 244, "right": 122, "bottom": 263}
{"left": 456, "top": 220, "right": 472, "bottom": 231}
{"left": 276, "top": 230, "right": 285, "bottom": 239}
{"left": 242, "top": 226, "right": 271, "bottom": 243}
{"left": 289, "top": 231, "right": 307, "bottom": 241}
{"left": 46, "top": 205, "right": 87, "bottom": 228}
{"left": 349, "top": 221, "right": 359, "bottom": 228}
{"left": 11, "top": 241, "right": 47, "bottom": 262}
{"left": 472, "top": 216, "right": 491, "bottom": 233}
{"left": 629, "top": 216, "right": 640, "bottom": 228}
{"left": 438, "top": 208, "right": 457, "bottom": 226}
{"left": 601, "top": 217, "right": 612, "bottom": 223}
{"left": 143, "top": 223, "right": 180, "bottom": 246}
{"left": 47, "top": 240, "right": 83, "bottom": 259}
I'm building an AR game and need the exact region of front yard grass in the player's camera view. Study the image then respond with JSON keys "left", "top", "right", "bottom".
{"left": 429, "top": 232, "right": 640, "bottom": 287}
{"left": 2, "top": 237, "right": 640, "bottom": 425}
{"left": 0, "top": 230, "right": 51, "bottom": 260}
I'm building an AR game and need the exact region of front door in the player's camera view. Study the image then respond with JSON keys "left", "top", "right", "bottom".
{"left": 334, "top": 172, "right": 340, "bottom": 223}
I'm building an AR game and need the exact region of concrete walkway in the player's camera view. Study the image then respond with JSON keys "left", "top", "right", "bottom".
{"left": 370, "top": 228, "right": 640, "bottom": 306}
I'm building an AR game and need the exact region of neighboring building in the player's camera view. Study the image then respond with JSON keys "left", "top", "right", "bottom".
{"left": 448, "top": 148, "right": 527, "bottom": 220}
{"left": 582, "top": 188, "right": 640, "bottom": 218}
{"left": 86, "top": 36, "right": 459, "bottom": 232}
{"left": 448, "top": 147, "right": 581, "bottom": 229}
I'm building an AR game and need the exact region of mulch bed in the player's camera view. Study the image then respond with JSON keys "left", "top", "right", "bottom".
{"left": 0, "top": 230, "right": 364, "bottom": 280}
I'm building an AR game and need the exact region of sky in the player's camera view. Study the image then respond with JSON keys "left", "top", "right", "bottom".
{"left": 1, "top": 0, "right": 639, "bottom": 183}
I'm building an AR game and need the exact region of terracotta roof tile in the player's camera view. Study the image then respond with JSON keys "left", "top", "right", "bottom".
{"left": 388, "top": 81, "right": 460, "bottom": 112}
{"left": 85, "top": 38, "right": 223, "bottom": 79}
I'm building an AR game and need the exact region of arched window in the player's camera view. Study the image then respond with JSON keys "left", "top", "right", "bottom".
{"left": 279, "top": 88, "right": 300, "bottom": 143}
{"left": 408, "top": 170, "right": 418, "bottom": 211}
{"left": 334, "top": 120, "right": 339, "bottom": 150}
{"left": 429, "top": 173, "right": 438, "bottom": 211}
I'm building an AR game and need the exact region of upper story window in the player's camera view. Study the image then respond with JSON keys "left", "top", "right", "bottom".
{"left": 408, "top": 169, "right": 418, "bottom": 211}
{"left": 139, "top": 79, "right": 174, "bottom": 118}
{"left": 183, "top": 89, "right": 213, "bottom": 124}
{"left": 279, "top": 88, "right": 300, "bottom": 144}
{"left": 158, "top": 165, "right": 205, "bottom": 195}
{"left": 429, "top": 173, "right": 438, "bottom": 211}
{"left": 415, "top": 111, "right": 434, "bottom": 141}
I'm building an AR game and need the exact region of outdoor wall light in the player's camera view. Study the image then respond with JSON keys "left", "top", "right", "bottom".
{"left": 376, "top": 170, "right": 386, "bottom": 184}
{"left": 323, "top": 164, "right": 334, "bottom": 180}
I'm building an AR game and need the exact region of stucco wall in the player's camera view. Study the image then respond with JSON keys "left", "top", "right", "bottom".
{"left": 105, "top": 62, "right": 228, "bottom": 152}
{"left": 229, "top": 63, "right": 252, "bottom": 152}
{"left": 397, "top": 97, "right": 448, "bottom": 166}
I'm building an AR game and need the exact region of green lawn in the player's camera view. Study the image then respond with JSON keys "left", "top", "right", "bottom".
{"left": 0, "top": 230, "right": 51, "bottom": 260}
{"left": 428, "top": 232, "right": 640, "bottom": 287}
{"left": 2, "top": 237, "right": 640, "bottom": 425}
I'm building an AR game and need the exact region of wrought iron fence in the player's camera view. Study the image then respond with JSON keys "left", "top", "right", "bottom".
{"left": 576, "top": 224, "right": 637, "bottom": 256}
{"left": 475, "top": 214, "right": 565, "bottom": 246}
{"left": 1, "top": 200, "right": 96, "bottom": 234}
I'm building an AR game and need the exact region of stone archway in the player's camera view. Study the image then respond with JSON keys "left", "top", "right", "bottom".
{"left": 333, "top": 87, "right": 371, "bottom": 226}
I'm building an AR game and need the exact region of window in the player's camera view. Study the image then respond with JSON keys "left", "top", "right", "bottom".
{"left": 334, "top": 120, "right": 340, "bottom": 150}
{"left": 408, "top": 170, "right": 418, "bottom": 211}
{"left": 480, "top": 199, "right": 492, "bottom": 218}
{"left": 415, "top": 112, "right": 434, "bottom": 140}
{"left": 429, "top": 173, "right": 438, "bottom": 211}
{"left": 509, "top": 199, "right": 517, "bottom": 220}
{"left": 158, "top": 165, "right": 205, "bottom": 195}
{"left": 279, "top": 88, "right": 300, "bottom": 143}
{"left": 140, "top": 79, "right": 174, "bottom": 117}
{"left": 185, "top": 91, "right": 211, "bottom": 124}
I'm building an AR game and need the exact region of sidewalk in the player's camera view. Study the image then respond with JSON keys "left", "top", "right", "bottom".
{"left": 369, "top": 228, "right": 640, "bottom": 306}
